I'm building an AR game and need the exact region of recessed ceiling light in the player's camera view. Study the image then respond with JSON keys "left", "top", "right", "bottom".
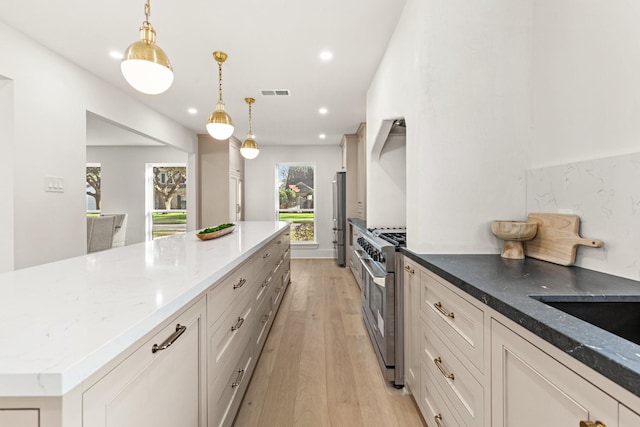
{"left": 109, "top": 51, "right": 124, "bottom": 60}
{"left": 318, "top": 107, "right": 328, "bottom": 115}
{"left": 187, "top": 108, "right": 198, "bottom": 115}
{"left": 319, "top": 133, "right": 327, "bottom": 139}
{"left": 319, "top": 51, "right": 333, "bottom": 61}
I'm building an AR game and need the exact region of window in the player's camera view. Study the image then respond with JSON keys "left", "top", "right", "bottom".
{"left": 86, "top": 163, "right": 101, "bottom": 215}
{"left": 147, "top": 164, "right": 187, "bottom": 240}
{"left": 277, "top": 163, "right": 315, "bottom": 243}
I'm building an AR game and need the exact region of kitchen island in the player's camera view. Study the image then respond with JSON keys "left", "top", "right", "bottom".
{"left": 0, "top": 221, "right": 291, "bottom": 427}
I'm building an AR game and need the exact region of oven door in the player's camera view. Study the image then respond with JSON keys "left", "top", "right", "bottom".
{"left": 359, "top": 257, "right": 395, "bottom": 367}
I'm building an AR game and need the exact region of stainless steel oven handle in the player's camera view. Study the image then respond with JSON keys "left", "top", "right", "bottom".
{"left": 359, "top": 258, "right": 386, "bottom": 287}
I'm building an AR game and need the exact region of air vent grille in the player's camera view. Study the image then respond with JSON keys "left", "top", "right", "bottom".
{"left": 261, "top": 89, "right": 291, "bottom": 96}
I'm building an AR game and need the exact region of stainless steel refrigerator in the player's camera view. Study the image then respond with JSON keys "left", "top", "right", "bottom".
{"left": 332, "top": 172, "right": 347, "bottom": 266}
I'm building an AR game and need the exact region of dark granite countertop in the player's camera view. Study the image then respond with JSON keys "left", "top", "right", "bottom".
{"left": 400, "top": 251, "right": 640, "bottom": 398}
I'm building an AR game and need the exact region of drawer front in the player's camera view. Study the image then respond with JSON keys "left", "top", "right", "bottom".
{"left": 421, "top": 270, "right": 484, "bottom": 373}
{"left": 208, "top": 340, "right": 254, "bottom": 427}
{"left": 423, "top": 317, "right": 484, "bottom": 427}
{"left": 208, "top": 294, "right": 254, "bottom": 385}
{"left": 422, "top": 365, "right": 464, "bottom": 427}
{"left": 254, "top": 292, "right": 274, "bottom": 353}
{"left": 207, "top": 261, "right": 257, "bottom": 330}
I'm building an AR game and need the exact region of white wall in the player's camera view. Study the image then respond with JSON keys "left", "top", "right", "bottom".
{"left": 0, "top": 77, "right": 14, "bottom": 273}
{"left": 532, "top": 0, "right": 640, "bottom": 168}
{"left": 367, "top": 0, "right": 532, "bottom": 253}
{"left": 87, "top": 146, "right": 189, "bottom": 245}
{"left": 0, "top": 21, "right": 196, "bottom": 269}
{"left": 244, "top": 145, "right": 342, "bottom": 259}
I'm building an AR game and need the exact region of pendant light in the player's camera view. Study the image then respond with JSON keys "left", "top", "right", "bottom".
{"left": 206, "top": 51, "right": 234, "bottom": 140}
{"left": 121, "top": 0, "right": 173, "bottom": 95}
{"left": 240, "top": 98, "right": 259, "bottom": 159}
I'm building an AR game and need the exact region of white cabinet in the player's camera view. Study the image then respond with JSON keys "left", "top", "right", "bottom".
{"left": 0, "top": 410, "right": 39, "bottom": 427}
{"left": 198, "top": 135, "right": 245, "bottom": 226}
{"left": 620, "top": 405, "right": 640, "bottom": 427}
{"left": 491, "top": 319, "right": 617, "bottom": 427}
{"left": 83, "top": 298, "right": 206, "bottom": 427}
{"left": 356, "top": 123, "right": 366, "bottom": 219}
{"left": 402, "top": 256, "right": 420, "bottom": 393}
{"left": 419, "top": 269, "right": 487, "bottom": 427}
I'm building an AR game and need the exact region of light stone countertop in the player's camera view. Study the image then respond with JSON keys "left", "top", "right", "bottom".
{"left": 0, "top": 221, "right": 288, "bottom": 397}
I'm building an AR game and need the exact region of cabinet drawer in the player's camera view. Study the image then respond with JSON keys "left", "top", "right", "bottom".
{"left": 422, "top": 365, "right": 464, "bottom": 427}
{"left": 0, "top": 410, "right": 39, "bottom": 427}
{"left": 207, "top": 261, "right": 257, "bottom": 330}
{"left": 254, "top": 291, "right": 274, "bottom": 353}
{"left": 423, "top": 317, "right": 484, "bottom": 427}
{"left": 421, "top": 270, "right": 484, "bottom": 373}
{"left": 208, "top": 339, "right": 254, "bottom": 427}
{"left": 208, "top": 294, "right": 254, "bottom": 386}
{"left": 83, "top": 299, "right": 204, "bottom": 427}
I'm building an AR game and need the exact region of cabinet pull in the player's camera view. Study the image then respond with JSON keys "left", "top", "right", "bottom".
{"left": 231, "top": 369, "right": 245, "bottom": 388}
{"left": 404, "top": 265, "right": 415, "bottom": 274}
{"left": 263, "top": 252, "right": 271, "bottom": 259}
{"left": 152, "top": 324, "right": 187, "bottom": 354}
{"left": 580, "top": 422, "right": 607, "bottom": 427}
{"left": 434, "top": 357, "right": 455, "bottom": 380}
{"left": 233, "top": 278, "right": 247, "bottom": 289}
{"left": 231, "top": 317, "right": 245, "bottom": 331}
{"left": 261, "top": 313, "right": 270, "bottom": 324}
{"left": 434, "top": 301, "right": 455, "bottom": 319}
{"left": 434, "top": 414, "right": 445, "bottom": 427}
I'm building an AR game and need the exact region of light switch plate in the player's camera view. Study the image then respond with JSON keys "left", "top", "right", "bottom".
{"left": 44, "top": 176, "right": 64, "bottom": 193}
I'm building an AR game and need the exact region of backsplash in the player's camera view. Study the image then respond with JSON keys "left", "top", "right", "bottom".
{"left": 527, "top": 152, "right": 640, "bottom": 281}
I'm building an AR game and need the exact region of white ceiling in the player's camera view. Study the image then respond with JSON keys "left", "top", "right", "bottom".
{"left": 0, "top": 0, "right": 405, "bottom": 147}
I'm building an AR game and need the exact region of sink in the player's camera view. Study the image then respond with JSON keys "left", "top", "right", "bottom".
{"left": 532, "top": 296, "right": 640, "bottom": 346}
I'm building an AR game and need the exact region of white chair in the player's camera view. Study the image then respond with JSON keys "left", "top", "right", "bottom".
{"left": 87, "top": 216, "right": 115, "bottom": 253}
{"left": 101, "top": 213, "right": 128, "bottom": 248}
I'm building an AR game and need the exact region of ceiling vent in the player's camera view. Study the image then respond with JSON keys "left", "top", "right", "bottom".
{"left": 261, "top": 89, "right": 291, "bottom": 96}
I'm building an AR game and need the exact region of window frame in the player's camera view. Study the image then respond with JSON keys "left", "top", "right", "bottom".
{"left": 276, "top": 162, "right": 317, "bottom": 246}
{"left": 146, "top": 163, "right": 187, "bottom": 241}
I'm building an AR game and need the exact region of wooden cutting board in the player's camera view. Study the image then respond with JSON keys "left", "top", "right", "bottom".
{"left": 524, "top": 213, "right": 603, "bottom": 266}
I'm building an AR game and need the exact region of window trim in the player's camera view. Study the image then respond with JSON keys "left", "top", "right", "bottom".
{"left": 276, "top": 162, "right": 317, "bottom": 245}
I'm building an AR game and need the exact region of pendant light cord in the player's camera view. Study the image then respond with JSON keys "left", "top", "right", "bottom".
{"left": 218, "top": 61, "right": 223, "bottom": 103}
{"left": 144, "top": 0, "right": 151, "bottom": 25}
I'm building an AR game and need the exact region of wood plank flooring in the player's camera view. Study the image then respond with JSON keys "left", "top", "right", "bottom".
{"left": 233, "top": 259, "right": 426, "bottom": 427}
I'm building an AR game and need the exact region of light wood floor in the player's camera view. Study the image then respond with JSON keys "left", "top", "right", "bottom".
{"left": 233, "top": 259, "right": 426, "bottom": 427}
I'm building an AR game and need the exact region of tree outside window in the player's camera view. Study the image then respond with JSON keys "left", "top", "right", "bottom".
{"left": 277, "top": 164, "right": 315, "bottom": 242}
{"left": 151, "top": 165, "right": 187, "bottom": 239}
{"left": 86, "top": 164, "right": 101, "bottom": 213}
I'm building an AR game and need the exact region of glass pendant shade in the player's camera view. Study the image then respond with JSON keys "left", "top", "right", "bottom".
{"left": 240, "top": 135, "right": 259, "bottom": 159}
{"left": 121, "top": 2, "right": 173, "bottom": 95}
{"left": 206, "top": 51, "right": 234, "bottom": 140}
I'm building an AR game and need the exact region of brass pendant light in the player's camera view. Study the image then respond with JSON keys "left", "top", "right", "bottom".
{"left": 206, "top": 51, "right": 234, "bottom": 140}
{"left": 240, "top": 97, "right": 259, "bottom": 159}
{"left": 121, "top": 0, "right": 174, "bottom": 95}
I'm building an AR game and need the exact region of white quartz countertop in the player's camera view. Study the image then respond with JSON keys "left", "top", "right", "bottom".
{"left": 0, "top": 221, "right": 288, "bottom": 397}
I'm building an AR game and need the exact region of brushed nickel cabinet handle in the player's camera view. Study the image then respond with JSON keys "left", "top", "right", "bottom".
{"left": 233, "top": 278, "right": 247, "bottom": 289}
{"left": 263, "top": 252, "right": 271, "bottom": 259}
{"left": 434, "top": 301, "right": 455, "bottom": 319}
{"left": 152, "top": 324, "right": 187, "bottom": 354}
{"left": 580, "top": 421, "right": 607, "bottom": 427}
{"left": 231, "top": 369, "right": 245, "bottom": 388}
{"left": 261, "top": 313, "right": 270, "bottom": 324}
{"left": 434, "top": 357, "right": 455, "bottom": 380}
{"left": 404, "top": 265, "right": 415, "bottom": 274}
{"left": 231, "top": 317, "right": 245, "bottom": 331}
{"left": 434, "top": 414, "right": 445, "bottom": 427}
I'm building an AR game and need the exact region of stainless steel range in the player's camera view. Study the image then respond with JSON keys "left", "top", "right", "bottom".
{"left": 355, "top": 227, "right": 406, "bottom": 388}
